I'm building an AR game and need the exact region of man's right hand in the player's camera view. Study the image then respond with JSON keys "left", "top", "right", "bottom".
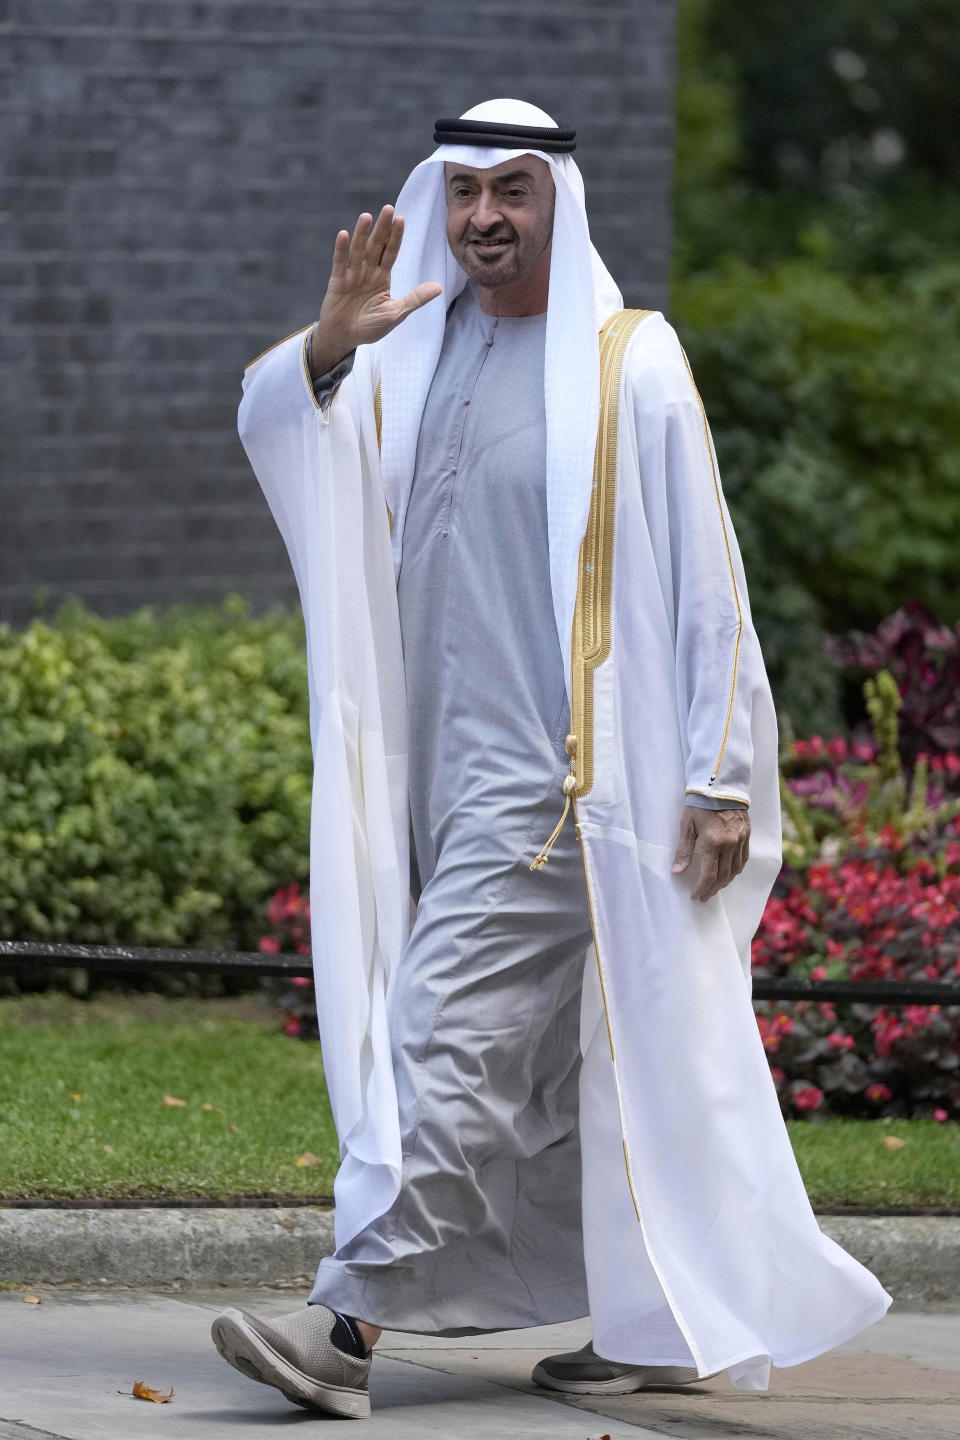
{"left": 308, "top": 205, "right": 443, "bottom": 377}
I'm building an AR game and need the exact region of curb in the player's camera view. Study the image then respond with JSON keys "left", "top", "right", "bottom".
{"left": 0, "top": 1206, "right": 335, "bottom": 1291}
{"left": 1, "top": 1209, "right": 958, "bottom": 1304}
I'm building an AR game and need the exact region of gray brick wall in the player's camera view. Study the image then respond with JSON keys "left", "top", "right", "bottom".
{"left": 1, "top": 0, "right": 677, "bottom": 624}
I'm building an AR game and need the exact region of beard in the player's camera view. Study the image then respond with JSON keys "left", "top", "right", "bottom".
{"left": 446, "top": 214, "right": 553, "bottom": 288}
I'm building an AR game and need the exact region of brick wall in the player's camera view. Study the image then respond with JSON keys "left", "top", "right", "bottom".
{"left": 1, "top": 0, "right": 677, "bottom": 624}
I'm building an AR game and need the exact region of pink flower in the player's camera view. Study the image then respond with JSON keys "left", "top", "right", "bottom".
{"left": 794, "top": 1086, "right": 824, "bottom": 1111}
{"left": 283, "top": 1018, "right": 301, "bottom": 1037}
{"left": 810, "top": 965, "right": 827, "bottom": 981}
{"left": 933, "top": 1108, "right": 949, "bottom": 1122}
{"left": 291, "top": 975, "right": 312, "bottom": 987}
{"left": 827, "top": 1032, "right": 856, "bottom": 1050}
{"left": 259, "top": 936, "right": 281, "bottom": 954}
{"left": 865, "top": 1083, "right": 892, "bottom": 1102}
{"left": 769, "top": 1066, "right": 785, "bottom": 1086}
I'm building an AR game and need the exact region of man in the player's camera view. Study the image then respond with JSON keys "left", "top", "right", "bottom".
{"left": 212, "top": 100, "right": 892, "bottom": 1420}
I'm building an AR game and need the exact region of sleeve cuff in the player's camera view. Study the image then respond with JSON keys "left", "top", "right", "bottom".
{"left": 685, "top": 790, "right": 749, "bottom": 810}
{"left": 303, "top": 326, "right": 356, "bottom": 408}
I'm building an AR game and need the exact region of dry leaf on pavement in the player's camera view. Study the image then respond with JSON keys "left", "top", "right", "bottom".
{"left": 119, "top": 1381, "right": 175, "bottom": 1403}
{"left": 162, "top": 1095, "right": 188, "bottom": 1108}
{"left": 296, "top": 1151, "right": 323, "bottom": 1167}
{"left": 23, "top": 1295, "right": 42, "bottom": 1305}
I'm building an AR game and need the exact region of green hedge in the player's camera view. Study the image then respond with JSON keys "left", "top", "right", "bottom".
{"left": 674, "top": 257, "right": 960, "bottom": 735}
{"left": 0, "top": 597, "right": 312, "bottom": 950}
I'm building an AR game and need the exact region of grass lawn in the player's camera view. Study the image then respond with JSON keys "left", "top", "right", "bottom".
{"left": 0, "top": 992, "right": 956, "bottom": 1207}
{"left": 0, "top": 992, "right": 338, "bottom": 1201}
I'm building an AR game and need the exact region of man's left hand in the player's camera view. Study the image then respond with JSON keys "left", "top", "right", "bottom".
{"left": 671, "top": 804, "right": 750, "bottom": 902}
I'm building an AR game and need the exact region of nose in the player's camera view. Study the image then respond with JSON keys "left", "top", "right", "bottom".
{"left": 472, "top": 190, "right": 505, "bottom": 231}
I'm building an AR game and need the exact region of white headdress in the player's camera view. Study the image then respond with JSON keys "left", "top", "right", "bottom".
{"left": 380, "top": 98, "right": 624, "bottom": 698}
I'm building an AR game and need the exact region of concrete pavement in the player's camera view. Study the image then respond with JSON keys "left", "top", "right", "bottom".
{"left": 0, "top": 1289, "right": 958, "bottom": 1439}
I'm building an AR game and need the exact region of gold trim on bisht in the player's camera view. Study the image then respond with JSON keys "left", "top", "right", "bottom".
{"left": 243, "top": 324, "right": 313, "bottom": 373}
{"left": 374, "top": 379, "right": 393, "bottom": 532}
{"left": 530, "top": 307, "right": 653, "bottom": 871}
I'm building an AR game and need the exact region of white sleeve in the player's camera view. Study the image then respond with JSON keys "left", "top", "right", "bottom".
{"left": 630, "top": 316, "right": 769, "bottom": 809}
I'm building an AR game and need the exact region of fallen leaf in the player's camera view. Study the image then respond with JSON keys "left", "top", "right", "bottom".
{"left": 103, "top": 1144, "right": 115, "bottom": 1154}
{"left": 201, "top": 1102, "right": 214, "bottom": 1112}
{"left": 119, "top": 1381, "right": 175, "bottom": 1404}
{"left": 69, "top": 1092, "right": 83, "bottom": 1102}
{"left": 23, "top": 1295, "right": 42, "bottom": 1305}
{"left": 883, "top": 1135, "right": 906, "bottom": 1151}
{"left": 275, "top": 1215, "right": 296, "bottom": 1231}
{"left": 229, "top": 1123, "right": 239, "bottom": 1133}
{"left": 162, "top": 1095, "right": 187, "bottom": 1108}
{"left": 878, "top": 1179, "right": 887, "bottom": 1187}
{"left": 295, "top": 1151, "right": 323, "bottom": 1167}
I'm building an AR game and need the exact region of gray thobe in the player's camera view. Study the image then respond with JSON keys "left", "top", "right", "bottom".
{"left": 305, "top": 285, "right": 743, "bottom": 1334}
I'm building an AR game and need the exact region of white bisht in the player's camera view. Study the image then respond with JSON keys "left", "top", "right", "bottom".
{"left": 238, "top": 99, "right": 892, "bottom": 1392}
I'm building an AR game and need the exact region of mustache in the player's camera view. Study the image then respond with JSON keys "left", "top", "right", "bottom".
{"left": 464, "top": 225, "right": 517, "bottom": 243}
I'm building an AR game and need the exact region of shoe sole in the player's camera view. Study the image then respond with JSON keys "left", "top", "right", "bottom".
{"left": 531, "top": 1361, "right": 717, "bottom": 1395}
{"left": 210, "top": 1307, "right": 371, "bottom": 1419}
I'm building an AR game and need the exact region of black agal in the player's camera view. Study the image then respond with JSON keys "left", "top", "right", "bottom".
{"left": 433, "top": 118, "right": 576, "bottom": 153}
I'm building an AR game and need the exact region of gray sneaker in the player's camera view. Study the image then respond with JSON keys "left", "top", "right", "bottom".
{"left": 532, "top": 1340, "right": 718, "bottom": 1395}
{"left": 210, "top": 1303, "right": 372, "bottom": 1418}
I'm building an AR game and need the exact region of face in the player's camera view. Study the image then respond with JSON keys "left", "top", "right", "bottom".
{"left": 444, "top": 156, "right": 555, "bottom": 290}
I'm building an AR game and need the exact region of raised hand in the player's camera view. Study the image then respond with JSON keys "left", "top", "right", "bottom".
{"left": 309, "top": 205, "right": 442, "bottom": 376}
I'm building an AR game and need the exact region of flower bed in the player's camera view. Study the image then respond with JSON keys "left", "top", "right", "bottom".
{"left": 763, "top": 650, "right": 960, "bottom": 1119}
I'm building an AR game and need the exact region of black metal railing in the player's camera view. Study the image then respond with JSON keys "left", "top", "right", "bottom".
{"left": 1, "top": 940, "right": 959, "bottom": 1006}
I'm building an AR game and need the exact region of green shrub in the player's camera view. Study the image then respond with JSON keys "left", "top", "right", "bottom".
{"left": 0, "top": 596, "right": 312, "bottom": 949}
{"left": 674, "top": 257, "right": 960, "bottom": 735}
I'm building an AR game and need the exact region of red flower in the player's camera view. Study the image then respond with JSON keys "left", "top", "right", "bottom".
{"left": 283, "top": 1018, "right": 301, "bottom": 1037}
{"left": 865, "top": 1083, "right": 892, "bottom": 1102}
{"left": 794, "top": 1085, "right": 824, "bottom": 1111}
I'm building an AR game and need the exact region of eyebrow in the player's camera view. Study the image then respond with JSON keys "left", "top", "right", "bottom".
{"left": 446, "top": 170, "right": 537, "bottom": 187}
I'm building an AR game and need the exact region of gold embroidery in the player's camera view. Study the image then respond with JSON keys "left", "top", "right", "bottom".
{"left": 570, "top": 308, "right": 653, "bottom": 799}
{"left": 529, "top": 308, "right": 652, "bottom": 872}
{"left": 678, "top": 346, "right": 743, "bottom": 787}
